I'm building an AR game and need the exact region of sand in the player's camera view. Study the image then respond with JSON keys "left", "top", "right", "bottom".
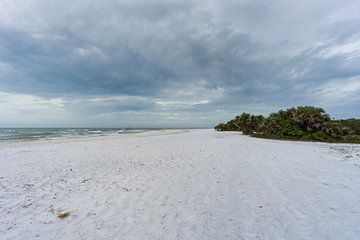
{"left": 1, "top": 129, "right": 360, "bottom": 240}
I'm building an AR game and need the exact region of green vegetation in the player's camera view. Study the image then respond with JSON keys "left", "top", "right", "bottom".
{"left": 215, "top": 106, "right": 360, "bottom": 143}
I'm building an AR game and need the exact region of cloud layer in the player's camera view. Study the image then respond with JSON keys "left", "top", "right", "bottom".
{"left": 0, "top": 0, "right": 359, "bottom": 127}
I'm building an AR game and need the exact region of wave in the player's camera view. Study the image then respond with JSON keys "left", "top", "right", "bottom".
{"left": 87, "top": 130, "right": 103, "bottom": 134}
{"left": 3, "top": 129, "right": 16, "bottom": 133}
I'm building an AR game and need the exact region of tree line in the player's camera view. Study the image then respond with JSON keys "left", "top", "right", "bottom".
{"left": 215, "top": 106, "right": 360, "bottom": 143}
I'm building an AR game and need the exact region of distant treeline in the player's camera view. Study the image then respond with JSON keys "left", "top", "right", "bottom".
{"left": 215, "top": 106, "right": 360, "bottom": 143}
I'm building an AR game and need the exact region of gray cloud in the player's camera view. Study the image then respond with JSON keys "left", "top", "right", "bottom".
{"left": 0, "top": 0, "right": 359, "bottom": 127}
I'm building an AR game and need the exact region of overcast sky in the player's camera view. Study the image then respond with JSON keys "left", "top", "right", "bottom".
{"left": 0, "top": 0, "right": 359, "bottom": 127}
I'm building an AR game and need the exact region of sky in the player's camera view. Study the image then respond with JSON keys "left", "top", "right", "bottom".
{"left": 0, "top": 0, "right": 360, "bottom": 127}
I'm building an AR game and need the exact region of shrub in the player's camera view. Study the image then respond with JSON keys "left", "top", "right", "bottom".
{"left": 214, "top": 106, "right": 360, "bottom": 143}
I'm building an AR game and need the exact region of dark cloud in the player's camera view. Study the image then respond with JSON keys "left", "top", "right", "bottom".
{"left": 0, "top": 0, "right": 359, "bottom": 127}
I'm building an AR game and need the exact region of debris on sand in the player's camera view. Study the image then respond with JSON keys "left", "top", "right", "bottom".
{"left": 55, "top": 210, "right": 71, "bottom": 219}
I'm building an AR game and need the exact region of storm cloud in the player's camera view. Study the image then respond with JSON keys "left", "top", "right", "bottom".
{"left": 0, "top": 0, "right": 359, "bottom": 127}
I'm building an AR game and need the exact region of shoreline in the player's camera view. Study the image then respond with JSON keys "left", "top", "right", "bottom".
{"left": 0, "top": 129, "right": 190, "bottom": 147}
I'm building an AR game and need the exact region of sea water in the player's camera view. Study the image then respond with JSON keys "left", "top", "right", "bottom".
{"left": 0, "top": 128, "right": 155, "bottom": 142}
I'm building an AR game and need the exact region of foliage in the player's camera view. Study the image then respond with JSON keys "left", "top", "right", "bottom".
{"left": 214, "top": 106, "right": 360, "bottom": 143}
{"left": 336, "top": 119, "right": 360, "bottom": 135}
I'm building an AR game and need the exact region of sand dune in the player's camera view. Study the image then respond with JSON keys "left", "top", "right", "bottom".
{"left": 1, "top": 129, "right": 359, "bottom": 240}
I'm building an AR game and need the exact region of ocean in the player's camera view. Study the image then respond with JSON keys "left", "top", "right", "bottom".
{"left": 0, "top": 128, "right": 155, "bottom": 142}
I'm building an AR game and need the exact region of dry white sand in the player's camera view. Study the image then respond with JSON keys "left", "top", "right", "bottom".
{"left": 1, "top": 129, "right": 360, "bottom": 240}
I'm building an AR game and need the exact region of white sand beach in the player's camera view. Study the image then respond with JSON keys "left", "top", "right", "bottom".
{"left": 1, "top": 129, "right": 360, "bottom": 240}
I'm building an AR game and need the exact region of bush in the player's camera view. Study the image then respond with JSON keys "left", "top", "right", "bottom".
{"left": 214, "top": 106, "right": 360, "bottom": 143}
